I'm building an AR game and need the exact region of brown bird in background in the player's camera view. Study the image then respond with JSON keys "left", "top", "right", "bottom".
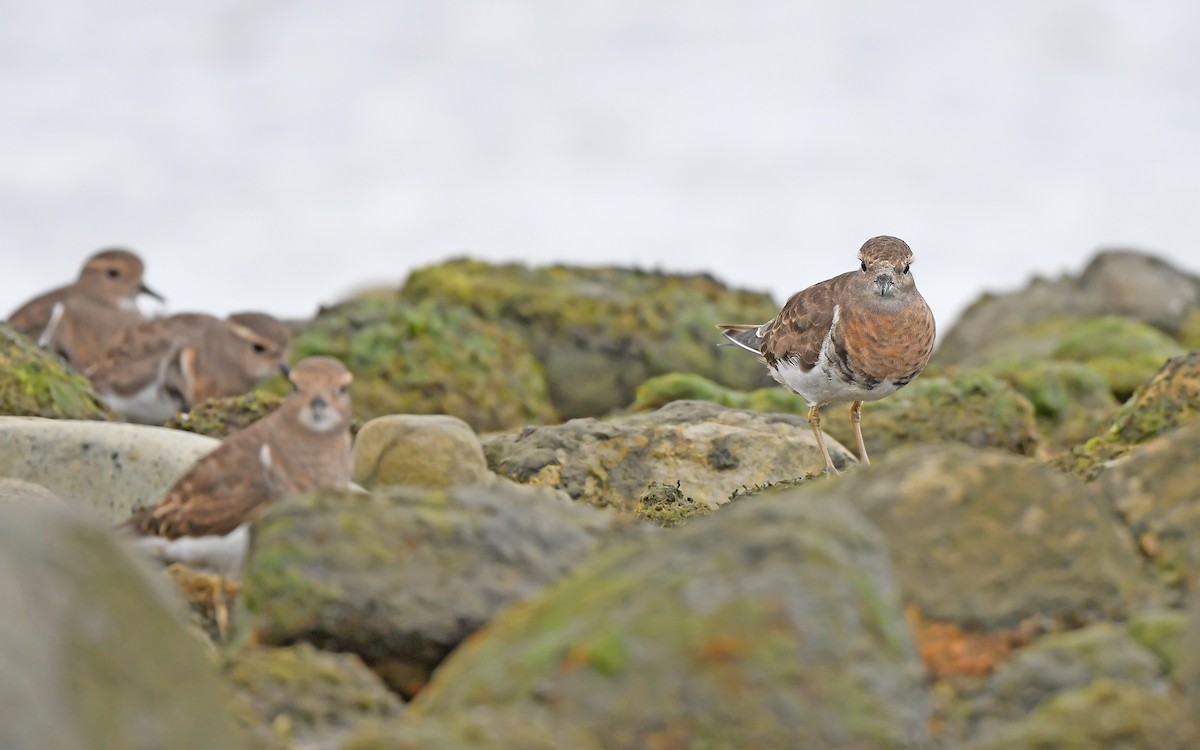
{"left": 719, "top": 236, "right": 936, "bottom": 475}
{"left": 87, "top": 311, "right": 292, "bottom": 424}
{"left": 125, "top": 356, "right": 354, "bottom": 573}
{"left": 6, "top": 248, "right": 163, "bottom": 369}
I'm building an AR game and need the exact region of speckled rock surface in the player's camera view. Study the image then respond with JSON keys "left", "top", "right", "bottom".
{"left": 407, "top": 491, "right": 930, "bottom": 749}
{"left": 242, "top": 484, "right": 626, "bottom": 697}
{"left": 0, "top": 477, "right": 63, "bottom": 505}
{"left": 352, "top": 414, "right": 492, "bottom": 490}
{"left": 0, "top": 502, "right": 248, "bottom": 750}
{"left": 223, "top": 644, "right": 403, "bottom": 750}
{"left": 0, "top": 417, "right": 217, "bottom": 522}
{"left": 0, "top": 323, "right": 113, "bottom": 420}
{"left": 484, "top": 400, "right": 854, "bottom": 512}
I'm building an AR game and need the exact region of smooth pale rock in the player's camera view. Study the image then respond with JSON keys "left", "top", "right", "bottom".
{"left": 0, "top": 417, "right": 217, "bottom": 523}
{"left": 352, "top": 414, "right": 492, "bottom": 489}
{"left": 408, "top": 491, "right": 930, "bottom": 748}
{"left": 0, "top": 502, "right": 248, "bottom": 750}
{"left": 484, "top": 400, "right": 854, "bottom": 512}
{"left": 0, "top": 477, "right": 63, "bottom": 505}
{"left": 243, "top": 483, "right": 628, "bottom": 697}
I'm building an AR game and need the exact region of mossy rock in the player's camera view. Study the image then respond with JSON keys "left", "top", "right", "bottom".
{"left": 1095, "top": 419, "right": 1200, "bottom": 600}
{"left": 821, "top": 372, "right": 1040, "bottom": 460}
{"left": 290, "top": 298, "right": 556, "bottom": 432}
{"left": 340, "top": 707, "right": 601, "bottom": 750}
{"left": 1059, "top": 352, "right": 1200, "bottom": 479}
{"left": 409, "top": 492, "right": 931, "bottom": 748}
{"left": 0, "top": 324, "right": 113, "bottom": 420}
{"left": 966, "top": 679, "right": 1196, "bottom": 750}
{"left": 223, "top": 644, "right": 402, "bottom": 750}
{"left": 163, "top": 390, "right": 285, "bottom": 439}
{"left": 633, "top": 481, "right": 710, "bottom": 527}
{"left": 400, "top": 259, "right": 778, "bottom": 418}
{"left": 979, "top": 359, "right": 1119, "bottom": 451}
{"left": 1177, "top": 307, "right": 1200, "bottom": 349}
{"left": 936, "top": 315, "right": 1185, "bottom": 400}
{"left": 1127, "top": 610, "right": 1188, "bottom": 684}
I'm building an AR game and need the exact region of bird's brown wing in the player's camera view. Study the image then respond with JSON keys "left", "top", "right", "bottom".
{"left": 760, "top": 272, "right": 851, "bottom": 371}
{"left": 7, "top": 288, "right": 67, "bottom": 339}
{"left": 134, "top": 428, "right": 272, "bottom": 539}
{"left": 85, "top": 315, "right": 215, "bottom": 383}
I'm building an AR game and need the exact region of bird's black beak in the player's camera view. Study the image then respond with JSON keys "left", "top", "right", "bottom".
{"left": 138, "top": 282, "right": 165, "bottom": 302}
{"left": 875, "top": 273, "right": 895, "bottom": 297}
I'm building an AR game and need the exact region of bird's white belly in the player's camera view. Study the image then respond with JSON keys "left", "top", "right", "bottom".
{"left": 770, "top": 350, "right": 904, "bottom": 407}
{"left": 100, "top": 382, "right": 178, "bottom": 425}
{"left": 133, "top": 523, "right": 250, "bottom": 576}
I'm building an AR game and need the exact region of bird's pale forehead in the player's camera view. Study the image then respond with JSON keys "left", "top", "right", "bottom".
{"left": 288, "top": 357, "right": 353, "bottom": 388}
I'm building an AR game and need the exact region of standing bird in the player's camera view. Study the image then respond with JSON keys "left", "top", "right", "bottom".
{"left": 718, "top": 236, "right": 935, "bottom": 475}
{"left": 86, "top": 311, "right": 292, "bottom": 424}
{"left": 7, "top": 248, "right": 164, "bottom": 369}
{"left": 124, "top": 356, "right": 354, "bottom": 573}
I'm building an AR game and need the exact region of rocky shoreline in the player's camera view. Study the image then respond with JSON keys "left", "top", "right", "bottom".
{"left": 1, "top": 249, "right": 1199, "bottom": 748}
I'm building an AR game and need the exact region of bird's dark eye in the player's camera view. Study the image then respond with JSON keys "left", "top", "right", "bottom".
{"left": 860, "top": 261, "right": 868, "bottom": 272}
{"left": 106, "top": 269, "right": 121, "bottom": 279}
{"left": 902, "top": 264, "right": 911, "bottom": 275}
{"left": 339, "top": 384, "right": 350, "bottom": 395}
{"left": 252, "top": 342, "right": 266, "bottom": 353}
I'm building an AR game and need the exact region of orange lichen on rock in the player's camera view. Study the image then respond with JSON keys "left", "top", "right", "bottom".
{"left": 907, "top": 606, "right": 1034, "bottom": 679}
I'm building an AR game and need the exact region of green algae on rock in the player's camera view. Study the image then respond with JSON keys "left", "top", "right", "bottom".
{"left": 400, "top": 259, "right": 778, "bottom": 418}
{"left": 1060, "top": 351, "right": 1200, "bottom": 479}
{"left": 821, "top": 371, "right": 1041, "bottom": 460}
{"left": 340, "top": 706, "right": 602, "bottom": 750}
{"left": 223, "top": 644, "right": 402, "bottom": 750}
{"left": 979, "top": 359, "right": 1118, "bottom": 451}
{"left": 824, "top": 444, "right": 1139, "bottom": 633}
{"left": 289, "top": 297, "right": 556, "bottom": 432}
{"left": 242, "top": 484, "right": 622, "bottom": 697}
{"left": 1095, "top": 419, "right": 1200, "bottom": 600}
{"left": 0, "top": 323, "right": 113, "bottom": 420}
{"left": 163, "top": 390, "right": 285, "bottom": 439}
{"left": 406, "top": 490, "right": 931, "bottom": 749}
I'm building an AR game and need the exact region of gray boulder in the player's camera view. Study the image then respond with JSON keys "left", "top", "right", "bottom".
{"left": 0, "top": 502, "right": 248, "bottom": 750}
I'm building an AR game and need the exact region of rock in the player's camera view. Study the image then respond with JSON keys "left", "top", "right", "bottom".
{"left": 1060, "top": 351, "right": 1200, "bottom": 479}
{"left": 0, "top": 477, "right": 63, "bottom": 505}
{"left": 223, "top": 644, "right": 403, "bottom": 750}
{"left": 164, "top": 390, "right": 285, "bottom": 439}
{"left": 483, "top": 400, "right": 854, "bottom": 512}
{"left": 0, "top": 323, "right": 113, "bottom": 420}
{"left": 820, "top": 371, "right": 1041, "bottom": 460}
{"left": 808, "top": 444, "right": 1140, "bottom": 677}
{"left": 1179, "top": 307, "right": 1200, "bottom": 349}
{"left": 937, "top": 624, "right": 1168, "bottom": 746}
{"left": 936, "top": 316, "right": 1186, "bottom": 399}
{"left": 407, "top": 490, "right": 930, "bottom": 749}
{"left": 339, "top": 707, "right": 601, "bottom": 750}
{"left": 290, "top": 297, "right": 556, "bottom": 432}
{"left": 242, "top": 483, "right": 624, "bottom": 697}
{"left": 0, "top": 417, "right": 218, "bottom": 523}
{"left": 632, "top": 480, "right": 711, "bottom": 527}
{"left": 0, "top": 502, "right": 248, "bottom": 749}
{"left": 1127, "top": 610, "right": 1188, "bottom": 684}
{"left": 352, "top": 415, "right": 491, "bottom": 490}
{"left": 980, "top": 359, "right": 1119, "bottom": 451}
{"left": 1095, "top": 419, "right": 1200, "bottom": 600}
{"left": 936, "top": 250, "right": 1200, "bottom": 364}
{"left": 400, "top": 259, "right": 778, "bottom": 418}
{"left": 965, "top": 679, "right": 1196, "bottom": 750}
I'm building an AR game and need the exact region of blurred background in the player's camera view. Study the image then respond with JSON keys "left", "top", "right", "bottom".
{"left": 2, "top": 0, "right": 1198, "bottom": 326}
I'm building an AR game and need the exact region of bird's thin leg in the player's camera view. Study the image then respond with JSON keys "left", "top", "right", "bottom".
{"left": 807, "top": 404, "right": 839, "bottom": 475}
{"left": 214, "top": 573, "right": 231, "bottom": 642}
{"left": 850, "top": 400, "right": 870, "bottom": 465}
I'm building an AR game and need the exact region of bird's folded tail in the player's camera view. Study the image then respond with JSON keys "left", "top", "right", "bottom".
{"left": 716, "top": 323, "right": 765, "bottom": 355}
